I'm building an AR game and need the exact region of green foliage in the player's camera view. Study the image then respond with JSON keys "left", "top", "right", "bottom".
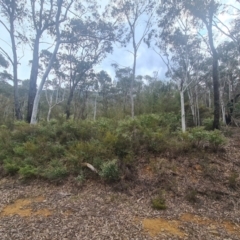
{"left": 19, "top": 165, "right": 39, "bottom": 179}
{"left": 187, "top": 127, "right": 226, "bottom": 150}
{"left": 0, "top": 114, "right": 227, "bottom": 183}
{"left": 189, "top": 127, "right": 209, "bottom": 147}
{"left": 207, "top": 130, "right": 227, "bottom": 150}
{"left": 203, "top": 118, "right": 214, "bottom": 131}
{"left": 76, "top": 171, "right": 86, "bottom": 184}
{"left": 100, "top": 159, "right": 120, "bottom": 181}
{"left": 151, "top": 191, "right": 167, "bottom": 210}
{"left": 3, "top": 158, "right": 20, "bottom": 175}
{"left": 42, "top": 160, "right": 68, "bottom": 180}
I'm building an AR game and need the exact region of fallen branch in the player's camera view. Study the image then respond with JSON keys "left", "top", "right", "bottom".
{"left": 82, "top": 162, "right": 98, "bottom": 174}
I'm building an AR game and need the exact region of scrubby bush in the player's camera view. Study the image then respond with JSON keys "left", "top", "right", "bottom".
{"left": 42, "top": 167, "right": 68, "bottom": 180}
{"left": 187, "top": 127, "right": 226, "bottom": 150}
{"left": 0, "top": 113, "right": 227, "bottom": 182}
{"left": 3, "top": 158, "right": 20, "bottom": 175}
{"left": 207, "top": 129, "right": 227, "bottom": 150}
{"left": 100, "top": 159, "right": 120, "bottom": 181}
{"left": 151, "top": 191, "right": 167, "bottom": 210}
{"left": 19, "top": 165, "right": 39, "bottom": 179}
{"left": 202, "top": 118, "right": 214, "bottom": 130}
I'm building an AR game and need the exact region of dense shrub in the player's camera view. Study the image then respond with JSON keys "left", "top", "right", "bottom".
{"left": 0, "top": 114, "right": 227, "bottom": 182}
{"left": 99, "top": 159, "right": 120, "bottom": 181}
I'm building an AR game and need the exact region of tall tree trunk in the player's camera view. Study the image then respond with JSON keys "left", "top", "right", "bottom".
{"left": 219, "top": 86, "right": 226, "bottom": 124}
{"left": 212, "top": 53, "right": 220, "bottom": 129}
{"left": 9, "top": 6, "right": 22, "bottom": 120}
{"left": 66, "top": 83, "right": 77, "bottom": 120}
{"left": 130, "top": 40, "right": 137, "bottom": 118}
{"left": 47, "top": 107, "right": 52, "bottom": 122}
{"left": 131, "top": 50, "right": 136, "bottom": 118}
{"left": 180, "top": 90, "right": 186, "bottom": 132}
{"left": 208, "top": 89, "right": 211, "bottom": 108}
{"left": 31, "top": 41, "right": 60, "bottom": 124}
{"left": 205, "top": 20, "right": 220, "bottom": 129}
{"left": 187, "top": 88, "right": 196, "bottom": 125}
{"left": 195, "top": 86, "right": 200, "bottom": 126}
{"left": 27, "top": 35, "right": 40, "bottom": 123}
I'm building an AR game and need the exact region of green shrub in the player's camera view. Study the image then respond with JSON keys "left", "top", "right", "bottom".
{"left": 189, "top": 127, "right": 209, "bottom": 147}
{"left": 100, "top": 159, "right": 120, "bottom": 181}
{"left": 42, "top": 166, "right": 68, "bottom": 180}
{"left": 19, "top": 165, "right": 38, "bottom": 179}
{"left": 3, "top": 158, "right": 20, "bottom": 175}
{"left": 151, "top": 191, "right": 167, "bottom": 210}
{"left": 207, "top": 130, "right": 226, "bottom": 150}
{"left": 41, "top": 159, "right": 68, "bottom": 180}
{"left": 76, "top": 171, "right": 86, "bottom": 184}
{"left": 146, "top": 130, "right": 169, "bottom": 153}
{"left": 203, "top": 118, "right": 214, "bottom": 130}
{"left": 139, "top": 113, "right": 180, "bottom": 132}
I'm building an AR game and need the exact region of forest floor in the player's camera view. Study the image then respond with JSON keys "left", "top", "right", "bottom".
{"left": 0, "top": 127, "right": 240, "bottom": 240}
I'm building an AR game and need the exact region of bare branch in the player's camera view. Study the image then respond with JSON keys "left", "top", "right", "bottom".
{"left": 0, "top": 47, "right": 13, "bottom": 65}
{"left": 0, "top": 20, "right": 10, "bottom": 34}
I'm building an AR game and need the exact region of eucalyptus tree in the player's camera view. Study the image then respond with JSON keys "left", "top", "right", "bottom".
{"left": 217, "top": 40, "right": 240, "bottom": 123}
{"left": 217, "top": 41, "right": 239, "bottom": 101}
{"left": 184, "top": 0, "right": 221, "bottom": 129}
{"left": 108, "top": 0, "right": 156, "bottom": 118}
{"left": 0, "top": 0, "right": 27, "bottom": 120}
{"left": 113, "top": 65, "right": 132, "bottom": 115}
{"left": 59, "top": 16, "right": 115, "bottom": 119}
{"left": 72, "top": 72, "right": 97, "bottom": 120}
{"left": 153, "top": 12, "right": 202, "bottom": 131}
{"left": 29, "top": 0, "right": 75, "bottom": 124}
{"left": 212, "top": 1, "right": 240, "bottom": 55}
{"left": 155, "top": 0, "right": 222, "bottom": 129}
{"left": 95, "top": 70, "right": 113, "bottom": 118}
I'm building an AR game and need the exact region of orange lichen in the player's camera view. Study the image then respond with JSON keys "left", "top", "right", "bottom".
{"left": 142, "top": 218, "right": 185, "bottom": 238}
{"left": 180, "top": 213, "right": 240, "bottom": 237}
{"left": 0, "top": 197, "right": 52, "bottom": 218}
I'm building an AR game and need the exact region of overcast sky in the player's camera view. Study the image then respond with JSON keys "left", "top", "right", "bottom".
{"left": 0, "top": 0, "right": 238, "bottom": 84}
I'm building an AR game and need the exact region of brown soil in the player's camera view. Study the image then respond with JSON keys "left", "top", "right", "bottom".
{"left": 0, "top": 127, "right": 240, "bottom": 239}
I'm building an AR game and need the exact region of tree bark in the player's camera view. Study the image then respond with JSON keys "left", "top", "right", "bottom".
{"left": 31, "top": 41, "right": 60, "bottom": 124}
{"left": 211, "top": 53, "right": 220, "bottom": 129}
{"left": 131, "top": 49, "right": 136, "bottom": 118}
{"left": 9, "top": 1, "right": 22, "bottom": 120}
{"left": 27, "top": 35, "right": 40, "bottom": 123}
{"left": 204, "top": 11, "right": 220, "bottom": 129}
{"left": 180, "top": 90, "right": 186, "bottom": 132}
{"left": 66, "top": 83, "right": 77, "bottom": 120}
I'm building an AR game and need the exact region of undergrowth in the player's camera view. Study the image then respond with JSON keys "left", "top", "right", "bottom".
{"left": 0, "top": 114, "right": 227, "bottom": 181}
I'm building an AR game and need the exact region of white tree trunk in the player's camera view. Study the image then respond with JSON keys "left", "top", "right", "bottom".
{"left": 31, "top": 41, "right": 60, "bottom": 124}
{"left": 47, "top": 107, "right": 52, "bottom": 122}
{"left": 180, "top": 90, "right": 186, "bottom": 132}
{"left": 220, "top": 87, "right": 226, "bottom": 124}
